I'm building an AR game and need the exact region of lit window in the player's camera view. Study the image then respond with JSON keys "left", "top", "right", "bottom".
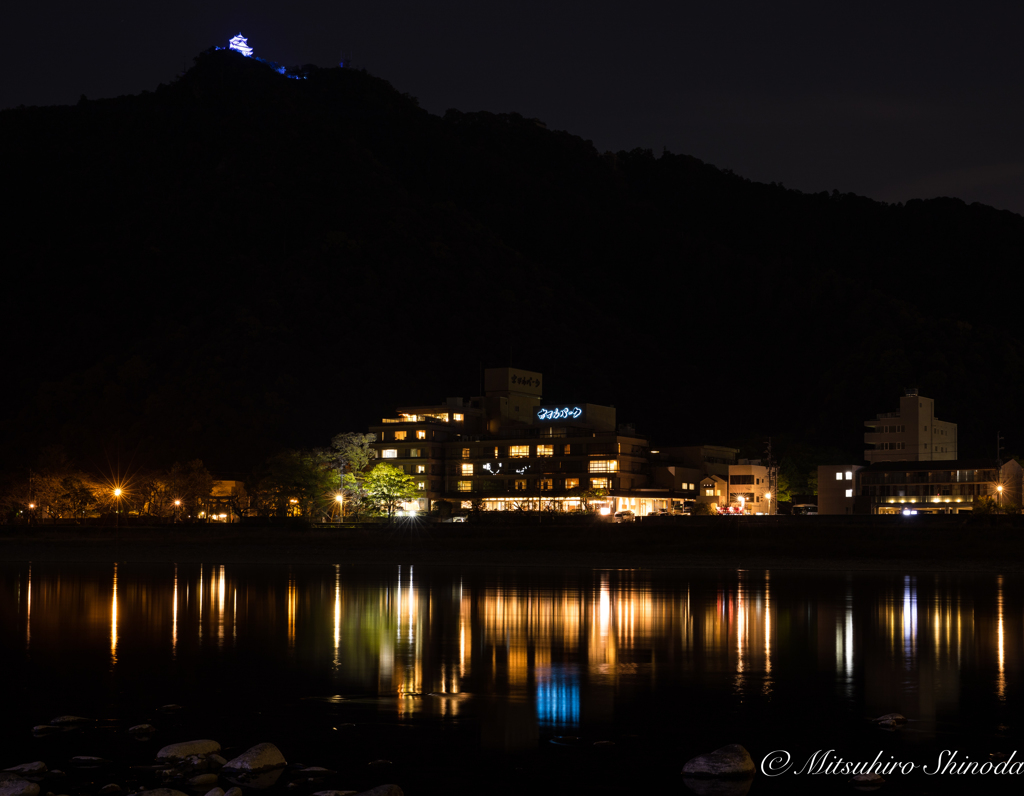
{"left": 461, "top": 500, "right": 472, "bottom": 509}
{"left": 845, "top": 471, "right": 853, "bottom": 480}
{"left": 416, "top": 430, "right": 427, "bottom": 440}
{"left": 705, "top": 489, "right": 713, "bottom": 497}
{"left": 591, "top": 478, "right": 611, "bottom": 489}
{"left": 514, "top": 479, "right": 527, "bottom": 491}
{"left": 565, "top": 478, "right": 579, "bottom": 489}
{"left": 493, "top": 447, "right": 499, "bottom": 458}
{"left": 540, "top": 479, "right": 553, "bottom": 491}
{"left": 382, "top": 449, "right": 398, "bottom": 459}
{"left": 417, "top": 481, "right": 426, "bottom": 491}
{"left": 845, "top": 489, "right": 853, "bottom": 498}
{"left": 835, "top": 472, "right": 842, "bottom": 480}
{"left": 462, "top": 463, "right": 474, "bottom": 476}
{"left": 411, "top": 448, "right": 422, "bottom": 458}
{"left": 462, "top": 448, "right": 471, "bottom": 459}
{"left": 589, "top": 460, "right": 618, "bottom": 473}
{"left": 510, "top": 445, "right": 530, "bottom": 458}
{"left": 454, "top": 413, "right": 464, "bottom": 422}
{"left": 457, "top": 481, "right": 472, "bottom": 492}
{"left": 564, "top": 444, "right": 571, "bottom": 455}
{"left": 537, "top": 444, "right": 554, "bottom": 457}
{"left": 394, "top": 431, "right": 407, "bottom": 441}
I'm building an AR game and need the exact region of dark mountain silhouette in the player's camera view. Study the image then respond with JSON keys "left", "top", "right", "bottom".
{"left": 3, "top": 47, "right": 1022, "bottom": 473}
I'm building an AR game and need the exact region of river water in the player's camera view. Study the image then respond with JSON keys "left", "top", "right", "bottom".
{"left": 1, "top": 563, "right": 1023, "bottom": 795}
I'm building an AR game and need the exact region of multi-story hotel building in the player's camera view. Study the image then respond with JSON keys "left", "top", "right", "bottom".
{"left": 864, "top": 389, "right": 958, "bottom": 463}
{"left": 368, "top": 367, "right": 670, "bottom": 514}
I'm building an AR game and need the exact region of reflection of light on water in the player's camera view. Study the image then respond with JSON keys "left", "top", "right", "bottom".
{"left": 172, "top": 565, "right": 178, "bottom": 655}
{"left": 26, "top": 564, "right": 31, "bottom": 649}
{"left": 736, "top": 574, "right": 746, "bottom": 674}
{"left": 287, "top": 575, "right": 297, "bottom": 648}
{"left": 218, "top": 565, "right": 225, "bottom": 646}
{"left": 198, "top": 565, "right": 203, "bottom": 641}
{"left": 111, "top": 563, "right": 118, "bottom": 664}
{"left": 997, "top": 576, "right": 1006, "bottom": 700}
{"left": 333, "top": 564, "right": 340, "bottom": 665}
{"left": 536, "top": 667, "right": 580, "bottom": 726}
{"left": 764, "top": 572, "right": 771, "bottom": 676}
{"left": 599, "top": 577, "right": 610, "bottom": 639}
{"left": 836, "top": 587, "right": 853, "bottom": 697}
{"left": 902, "top": 576, "right": 917, "bottom": 666}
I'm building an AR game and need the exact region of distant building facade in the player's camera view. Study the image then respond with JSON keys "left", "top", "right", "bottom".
{"left": 817, "top": 459, "right": 1022, "bottom": 514}
{"left": 864, "top": 389, "right": 957, "bottom": 463}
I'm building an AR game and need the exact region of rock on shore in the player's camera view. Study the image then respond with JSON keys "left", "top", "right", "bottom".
{"left": 156, "top": 741, "right": 222, "bottom": 762}
{"left": 681, "top": 745, "right": 755, "bottom": 778}
{"left": 222, "top": 744, "right": 287, "bottom": 774}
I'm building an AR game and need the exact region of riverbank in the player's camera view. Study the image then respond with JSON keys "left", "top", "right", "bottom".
{"left": 2, "top": 516, "right": 1023, "bottom": 570}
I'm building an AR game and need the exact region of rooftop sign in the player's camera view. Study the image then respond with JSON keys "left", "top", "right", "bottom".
{"left": 537, "top": 406, "right": 583, "bottom": 421}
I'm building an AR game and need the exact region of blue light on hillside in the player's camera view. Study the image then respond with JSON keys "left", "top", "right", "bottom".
{"left": 228, "top": 33, "right": 253, "bottom": 57}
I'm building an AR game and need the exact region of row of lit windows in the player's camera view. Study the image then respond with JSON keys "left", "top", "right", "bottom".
{"left": 382, "top": 448, "right": 423, "bottom": 458}
{"left": 834, "top": 471, "right": 854, "bottom": 480}
{"left": 458, "top": 461, "right": 617, "bottom": 475}
{"left": 393, "top": 430, "right": 429, "bottom": 441}
{"left": 455, "top": 477, "right": 611, "bottom": 492}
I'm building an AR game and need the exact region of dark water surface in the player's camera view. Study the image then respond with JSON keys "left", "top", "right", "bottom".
{"left": 2, "top": 563, "right": 1023, "bottom": 795}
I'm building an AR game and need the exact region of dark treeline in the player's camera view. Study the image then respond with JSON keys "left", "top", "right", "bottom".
{"left": 3, "top": 47, "right": 1023, "bottom": 478}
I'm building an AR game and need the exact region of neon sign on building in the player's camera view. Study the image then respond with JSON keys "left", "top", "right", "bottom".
{"left": 537, "top": 407, "right": 583, "bottom": 421}
{"left": 228, "top": 33, "right": 254, "bottom": 57}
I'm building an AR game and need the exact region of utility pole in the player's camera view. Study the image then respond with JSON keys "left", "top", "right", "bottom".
{"left": 997, "top": 431, "right": 1005, "bottom": 463}
{"left": 764, "top": 438, "right": 778, "bottom": 515}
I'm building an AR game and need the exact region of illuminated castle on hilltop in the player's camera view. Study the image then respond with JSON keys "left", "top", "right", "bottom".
{"left": 228, "top": 33, "right": 253, "bottom": 57}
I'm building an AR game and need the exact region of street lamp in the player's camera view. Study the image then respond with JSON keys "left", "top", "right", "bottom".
{"left": 335, "top": 493, "right": 344, "bottom": 522}
{"left": 765, "top": 491, "right": 772, "bottom": 515}
{"left": 173, "top": 499, "right": 181, "bottom": 524}
{"left": 113, "top": 487, "right": 123, "bottom": 529}
{"left": 998, "top": 485, "right": 1004, "bottom": 510}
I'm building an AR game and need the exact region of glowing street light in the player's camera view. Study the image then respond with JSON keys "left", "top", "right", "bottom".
{"left": 765, "top": 491, "right": 772, "bottom": 515}
{"left": 113, "top": 487, "right": 123, "bottom": 530}
{"left": 335, "top": 493, "right": 344, "bottom": 523}
{"left": 998, "top": 484, "right": 1004, "bottom": 510}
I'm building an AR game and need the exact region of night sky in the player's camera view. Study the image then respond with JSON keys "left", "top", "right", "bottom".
{"left": 5, "top": 1, "right": 1024, "bottom": 214}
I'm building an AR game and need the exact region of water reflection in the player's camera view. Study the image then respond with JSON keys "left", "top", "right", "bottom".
{"left": 4, "top": 565, "right": 1020, "bottom": 734}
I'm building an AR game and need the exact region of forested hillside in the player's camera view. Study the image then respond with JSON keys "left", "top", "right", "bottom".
{"left": 3, "top": 47, "right": 1022, "bottom": 474}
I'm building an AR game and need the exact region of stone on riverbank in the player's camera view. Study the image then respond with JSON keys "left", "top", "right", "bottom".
{"left": 130, "top": 789, "right": 189, "bottom": 796}
{"left": 222, "top": 744, "right": 287, "bottom": 774}
{"left": 157, "top": 742, "right": 222, "bottom": 762}
{"left": 99, "top": 784, "right": 121, "bottom": 794}
{"left": 203, "top": 788, "right": 224, "bottom": 796}
{"left": 354, "top": 788, "right": 403, "bottom": 796}
{"left": 680, "top": 778, "right": 752, "bottom": 796}
{"left": 870, "top": 713, "right": 906, "bottom": 723}
{"left": 188, "top": 775, "right": 218, "bottom": 786}
{"left": 3, "top": 765, "right": 45, "bottom": 777}
{"left": 223, "top": 788, "right": 243, "bottom": 796}
{"left": 50, "top": 717, "right": 91, "bottom": 726}
{"left": 0, "top": 780, "right": 41, "bottom": 796}
{"left": 681, "top": 745, "right": 755, "bottom": 778}
{"left": 312, "top": 791, "right": 357, "bottom": 796}
{"left": 129, "top": 725, "right": 156, "bottom": 737}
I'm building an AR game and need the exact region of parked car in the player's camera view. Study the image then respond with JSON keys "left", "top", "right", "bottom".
{"left": 792, "top": 504, "right": 818, "bottom": 516}
{"left": 648, "top": 508, "right": 670, "bottom": 516}
{"left": 717, "top": 505, "right": 744, "bottom": 515}
{"left": 613, "top": 510, "right": 636, "bottom": 523}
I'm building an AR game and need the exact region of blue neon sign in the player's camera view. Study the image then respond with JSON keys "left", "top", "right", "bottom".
{"left": 537, "top": 406, "right": 582, "bottom": 421}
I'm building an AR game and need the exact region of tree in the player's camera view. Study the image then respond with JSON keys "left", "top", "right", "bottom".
{"left": 332, "top": 432, "right": 376, "bottom": 518}
{"left": 362, "top": 463, "right": 420, "bottom": 519}
{"left": 577, "top": 487, "right": 609, "bottom": 512}
{"left": 256, "top": 450, "right": 340, "bottom": 520}
{"left": 692, "top": 502, "right": 718, "bottom": 516}
{"left": 165, "top": 460, "right": 214, "bottom": 520}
